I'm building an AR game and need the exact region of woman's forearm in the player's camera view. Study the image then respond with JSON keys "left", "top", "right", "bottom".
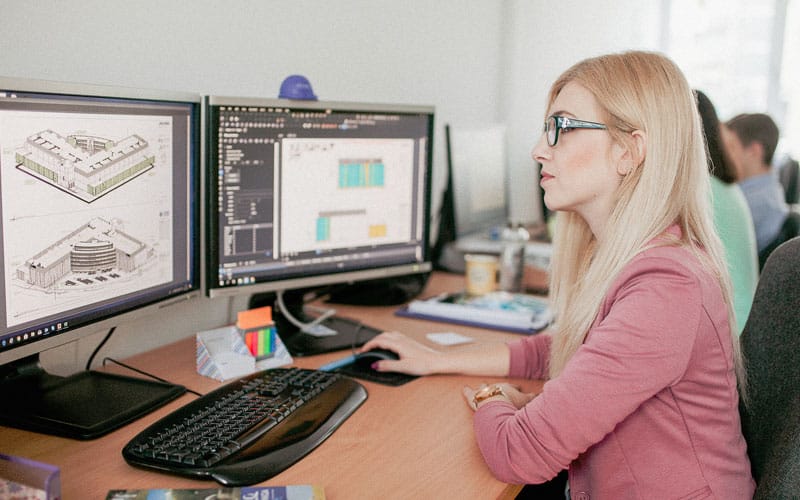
{"left": 435, "top": 341, "right": 511, "bottom": 377}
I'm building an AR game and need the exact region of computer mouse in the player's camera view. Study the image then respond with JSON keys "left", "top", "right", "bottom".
{"left": 354, "top": 348, "right": 399, "bottom": 368}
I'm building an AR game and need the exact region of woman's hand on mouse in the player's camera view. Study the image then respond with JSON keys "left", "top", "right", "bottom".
{"left": 361, "top": 331, "right": 513, "bottom": 377}
{"left": 360, "top": 331, "right": 442, "bottom": 376}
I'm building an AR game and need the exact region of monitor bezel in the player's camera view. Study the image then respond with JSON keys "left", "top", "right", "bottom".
{"left": 0, "top": 76, "right": 203, "bottom": 368}
{"left": 203, "top": 95, "right": 434, "bottom": 300}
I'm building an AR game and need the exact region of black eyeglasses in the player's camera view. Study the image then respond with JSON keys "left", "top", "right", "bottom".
{"left": 544, "top": 115, "right": 607, "bottom": 147}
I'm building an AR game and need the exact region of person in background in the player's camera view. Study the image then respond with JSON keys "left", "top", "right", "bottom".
{"left": 722, "top": 112, "right": 788, "bottom": 252}
{"left": 362, "top": 51, "right": 753, "bottom": 498}
{"left": 696, "top": 90, "right": 758, "bottom": 334}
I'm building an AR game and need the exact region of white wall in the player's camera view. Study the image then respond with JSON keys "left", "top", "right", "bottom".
{"left": 1, "top": 0, "right": 506, "bottom": 211}
{"left": 502, "top": 1, "right": 662, "bottom": 222}
{"left": 0, "top": 0, "right": 661, "bottom": 373}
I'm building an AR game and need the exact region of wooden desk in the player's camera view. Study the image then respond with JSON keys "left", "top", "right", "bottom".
{"left": 0, "top": 272, "right": 543, "bottom": 499}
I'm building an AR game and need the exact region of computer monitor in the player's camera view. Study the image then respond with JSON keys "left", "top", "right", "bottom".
{"left": 431, "top": 124, "right": 509, "bottom": 271}
{"left": 448, "top": 124, "right": 508, "bottom": 238}
{"left": 0, "top": 77, "right": 201, "bottom": 438}
{"left": 205, "top": 96, "right": 433, "bottom": 355}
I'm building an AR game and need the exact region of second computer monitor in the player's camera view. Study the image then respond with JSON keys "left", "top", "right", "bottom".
{"left": 205, "top": 96, "right": 433, "bottom": 352}
{"left": 0, "top": 76, "right": 201, "bottom": 438}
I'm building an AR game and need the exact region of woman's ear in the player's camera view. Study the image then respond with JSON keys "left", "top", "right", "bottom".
{"left": 616, "top": 130, "right": 647, "bottom": 176}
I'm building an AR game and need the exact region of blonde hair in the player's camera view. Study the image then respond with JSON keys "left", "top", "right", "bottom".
{"left": 545, "top": 51, "right": 744, "bottom": 396}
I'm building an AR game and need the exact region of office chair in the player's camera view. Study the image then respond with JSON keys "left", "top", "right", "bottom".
{"left": 757, "top": 207, "right": 800, "bottom": 270}
{"left": 778, "top": 157, "right": 799, "bottom": 204}
{"left": 739, "top": 236, "right": 800, "bottom": 499}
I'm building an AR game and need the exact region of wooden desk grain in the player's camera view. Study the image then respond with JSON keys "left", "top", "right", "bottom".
{"left": 0, "top": 273, "right": 543, "bottom": 499}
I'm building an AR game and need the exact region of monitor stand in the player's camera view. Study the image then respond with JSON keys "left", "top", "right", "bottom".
{"left": 0, "top": 354, "right": 185, "bottom": 440}
{"left": 249, "top": 288, "right": 381, "bottom": 357}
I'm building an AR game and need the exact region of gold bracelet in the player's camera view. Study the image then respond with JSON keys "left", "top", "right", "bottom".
{"left": 472, "top": 384, "right": 506, "bottom": 407}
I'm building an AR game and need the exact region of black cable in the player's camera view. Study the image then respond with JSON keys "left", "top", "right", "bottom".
{"left": 101, "top": 357, "right": 202, "bottom": 397}
{"left": 350, "top": 321, "right": 364, "bottom": 355}
{"left": 86, "top": 326, "right": 116, "bottom": 371}
{"left": 85, "top": 326, "right": 201, "bottom": 396}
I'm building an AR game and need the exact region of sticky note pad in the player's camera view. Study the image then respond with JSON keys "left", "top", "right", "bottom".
{"left": 237, "top": 305, "right": 277, "bottom": 359}
{"left": 244, "top": 327, "right": 276, "bottom": 358}
{"left": 237, "top": 305, "right": 273, "bottom": 330}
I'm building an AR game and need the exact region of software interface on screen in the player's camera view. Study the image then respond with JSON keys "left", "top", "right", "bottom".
{"left": 207, "top": 99, "right": 433, "bottom": 298}
{"left": 0, "top": 84, "right": 199, "bottom": 361}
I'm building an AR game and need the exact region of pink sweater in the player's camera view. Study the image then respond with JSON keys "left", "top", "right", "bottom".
{"left": 473, "top": 243, "right": 755, "bottom": 499}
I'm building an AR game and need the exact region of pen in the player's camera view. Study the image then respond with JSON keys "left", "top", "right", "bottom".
{"left": 318, "top": 354, "right": 357, "bottom": 372}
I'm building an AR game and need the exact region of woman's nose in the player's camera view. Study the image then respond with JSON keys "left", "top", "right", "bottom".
{"left": 531, "top": 133, "right": 550, "bottom": 164}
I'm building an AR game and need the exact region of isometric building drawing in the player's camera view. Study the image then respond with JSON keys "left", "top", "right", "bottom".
{"left": 16, "top": 217, "right": 154, "bottom": 289}
{"left": 15, "top": 129, "right": 155, "bottom": 202}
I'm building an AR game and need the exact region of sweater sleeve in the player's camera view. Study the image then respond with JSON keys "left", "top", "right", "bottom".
{"left": 508, "top": 332, "right": 552, "bottom": 380}
{"left": 473, "top": 256, "right": 704, "bottom": 484}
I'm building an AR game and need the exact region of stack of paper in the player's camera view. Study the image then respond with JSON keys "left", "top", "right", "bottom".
{"left": 397, "top": 291, "right": 552, "bottom": 334}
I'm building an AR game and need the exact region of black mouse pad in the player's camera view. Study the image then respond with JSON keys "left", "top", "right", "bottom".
{"left": 334, "top": 361, "right": 418, "bottom": 386}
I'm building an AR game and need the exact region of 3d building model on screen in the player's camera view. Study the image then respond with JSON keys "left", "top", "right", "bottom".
{"left": 16, "top": 217, "right": 153, "bottom": 290}
{"left": 15, "top": 129, "right": 155, "bottom": 202}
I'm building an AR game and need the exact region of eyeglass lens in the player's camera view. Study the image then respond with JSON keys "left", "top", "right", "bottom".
{"left": 545, "top": 116, "right": 557, "bottom": 146}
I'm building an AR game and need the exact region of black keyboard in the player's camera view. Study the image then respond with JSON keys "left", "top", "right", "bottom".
{"left": 122, "top": 367, "right": 367, "bottom": 486}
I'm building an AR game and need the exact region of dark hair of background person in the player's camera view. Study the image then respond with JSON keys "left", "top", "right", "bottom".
{"left": 695, "top": 90, "right": 737, "bottom": 184}
{"left": 726, "top": 112, "right": 780, "bottom": 166}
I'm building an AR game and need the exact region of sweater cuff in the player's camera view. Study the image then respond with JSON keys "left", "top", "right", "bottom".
{"left": 508, "top": 333, "right": 551, "bottom": 379}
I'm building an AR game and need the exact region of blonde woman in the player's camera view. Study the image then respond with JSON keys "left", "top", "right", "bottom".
{"left": 361, "top": 51, "right": 753, "bottom": 498}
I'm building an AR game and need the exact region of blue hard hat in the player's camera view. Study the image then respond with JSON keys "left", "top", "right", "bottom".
{"left": 278, "top": 74, "right": 318, "bottom": 100}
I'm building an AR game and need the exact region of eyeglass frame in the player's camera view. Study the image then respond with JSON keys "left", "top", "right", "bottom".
{"left": 544, "top": 115, "right": 607, "bottom": 147}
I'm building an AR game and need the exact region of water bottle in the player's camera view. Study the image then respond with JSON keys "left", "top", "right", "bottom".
{"left": 498, "top": 222, "right": 530, "bottom": 293}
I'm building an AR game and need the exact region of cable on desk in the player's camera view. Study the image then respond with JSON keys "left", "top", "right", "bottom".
{"left": 101, "top": 357, "right": 202, "bottom": 397}
{"left": 349, "top": 321, "right": 364, "bottom": 354}
{"left": 276, "top": 289, "right": 337, "bottom": 333}
{"left": 84, "top": 326, "right": 201, "bottom": 396}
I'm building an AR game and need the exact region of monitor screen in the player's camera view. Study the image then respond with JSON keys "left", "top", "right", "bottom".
{"left": 0, "top": 77, "right": 201, "bottom": 438}
{"left": 205, "top": 96, "right": 433, "bottom": 354}
{"left": 448, "top": 124, "right": 508, "bottom": 237}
